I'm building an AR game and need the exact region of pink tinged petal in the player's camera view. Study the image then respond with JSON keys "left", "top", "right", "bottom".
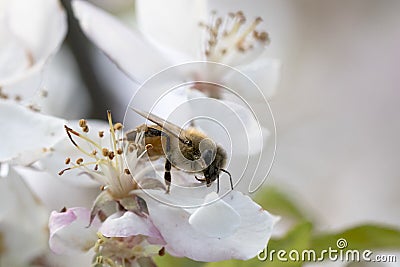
{"left": 0, "top": 102, "right": 65, "bottom": 165}
{"left": 188, "top": 193, "right": 241, "bottom": 238}
{"left": 49, "top": 207, "right": 100, "bottom": 254}
{"left": 0, "top": 167, "right": 49, "bottom": 266}
{"left": 72, "top": 0, "right": 171, "bottom": 83}
{"left": 136, "top": 0, "right": 207, "bottom": 61}
{"left": 145, "top": 190, "right": 278, "bottom": 261}
{"left": 100, "top": 211, "right": 165, "bottom": 243}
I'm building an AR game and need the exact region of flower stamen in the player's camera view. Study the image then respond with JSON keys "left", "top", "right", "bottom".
{"left": 200, "top": 11, "right": 270, "bottom": 65}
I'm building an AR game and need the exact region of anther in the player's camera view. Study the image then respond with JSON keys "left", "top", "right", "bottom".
{"left": 113, "top": 123, "right": 123, "bottom": 131}
{"left": 98, "top": 131, "right": 104, "bottom": 138}
{"left": 108, "top": 151, "right": 115, "bottom": 160}
{"left": 76, "top": 158, "right": 84, "bottom": 165}
{"left": 65, "top": 157, "right": 71, "bottom": 164}
{"left": 117, "top": 148, "right": 123, "bottom": 155}
{"left": 41, "top": 90, "right": 48, "bottom": 98}
{"left": 102, "top": 148, "right": 109, "bottom": 157}
{"left": 159, "top": 247, "right": 165, "bottom": 256}
{"left": 58, "top": 167, "right": 70, "bottom": 175}
{"left": 79, "top": 119, "right": 87, "bottom": 128}
{"left": 124, "top": 169, "right": 130, "bottom": 175}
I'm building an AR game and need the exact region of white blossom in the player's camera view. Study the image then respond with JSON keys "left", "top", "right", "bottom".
{"left": 0, "top": 0, "right": 67, "bottom": 100}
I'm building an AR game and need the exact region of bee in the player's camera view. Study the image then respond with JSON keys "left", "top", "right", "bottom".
{"left": 126, "top": 109, "right": 233, "bottom": 193}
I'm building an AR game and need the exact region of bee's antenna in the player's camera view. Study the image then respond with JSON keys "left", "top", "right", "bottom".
{"left": 220, "top": 169, "right": 233, "bottom": 190}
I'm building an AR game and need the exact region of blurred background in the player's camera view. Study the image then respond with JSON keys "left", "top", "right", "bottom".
{"left": 3, "top": 0, "right": 400, "bottom": 266}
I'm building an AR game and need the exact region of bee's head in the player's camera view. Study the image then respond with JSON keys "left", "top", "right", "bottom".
{"left": 203, "top": 146, "right": 227, "bottom": 182}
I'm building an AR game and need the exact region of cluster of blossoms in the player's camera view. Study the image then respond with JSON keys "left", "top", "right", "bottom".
{"left": 49, "top": 113, "right": 277, "bottom": 266}
{"left": 0, "top": 0, "right": 279, "bottom": 266}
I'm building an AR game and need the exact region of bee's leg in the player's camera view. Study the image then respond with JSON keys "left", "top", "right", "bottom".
{"left": 216, "top": 175, "right": 220, "bottom": 193}
{"left": 162, "top": 132, "right": 172, "bottom": 193}
{"left": 195, "top": 175, "right": 206, "bottom": 182}
{"left": 205, "top": 177, "right": 212, "bottom": 188}
{"left": 145, "top": 127, "right": 173, "bottom": 193}
{"left": 164, "top": 159, "right": 172, "bottom": 193}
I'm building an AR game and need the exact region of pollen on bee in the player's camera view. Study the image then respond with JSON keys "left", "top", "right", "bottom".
{"left": 145, "top": 144, "right": 153, "bottom": 150}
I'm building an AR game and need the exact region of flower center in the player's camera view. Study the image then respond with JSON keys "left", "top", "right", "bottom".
{"left": 93, "top": 233, "right": 160, "bottom": 266}
{"left": 59, "top": 111, "right": 148, "bottom": 199}
{"left": 200, "top": 11, "right": 270, "bottom": 65}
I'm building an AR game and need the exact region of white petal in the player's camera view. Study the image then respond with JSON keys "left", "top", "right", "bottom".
{"left": 188, "top": 192, "right": 241, "bottom": 238}
{"left": 100, "top": 211, "right": 163, "bottom": 242}
{"left": 0, "top": 167, "right": 48, "bottom": 266}
{"left": 136, "top": 0, "right": 207, "bottom": 60}
{"left": 39, "top": 120, "right": 109, "bottom": 187}
{"left": 0, "top": 23, "right": 30, "bottom": 81}
{"left": 144, "top": 190, "right": 277, "bottom": 261}
{"left": 49, "top": 207, "right": 100, "bottom": 254}
{"left": 5, "top": 0, "right": 66, "bottom": 61}
{"left": 187, "top": 98, "right": 269, "bottom": 155}
{"left": 39, "top": 46, "right": 91, "bottom": 119}
{"left": 0, "top": 102, "right": 65, "bottom": 165}
{"left": 0, "top": 0, "right": 67, "bottom": 96}
{"left": 15, "top": 165, "right": 100, "bottom": 211}
{"left": 72, "top": 0, "right": 171, "bottom": 83}
{"left": 226, "top": 57, "right": 281, "bottom": 100}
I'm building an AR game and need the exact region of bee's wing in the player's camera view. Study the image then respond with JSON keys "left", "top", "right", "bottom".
{"left": 131, "top": 108, "right": 187, "bottom": 143}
